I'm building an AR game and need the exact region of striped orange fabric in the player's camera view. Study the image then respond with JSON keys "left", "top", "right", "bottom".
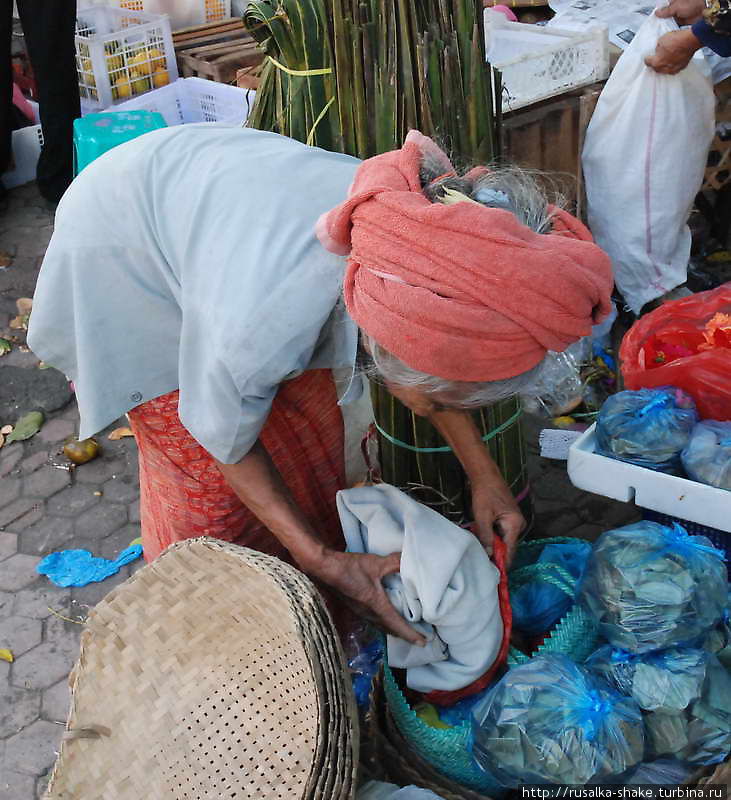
{"left": 127, "top": 370, "right": 346, "bottom": 563}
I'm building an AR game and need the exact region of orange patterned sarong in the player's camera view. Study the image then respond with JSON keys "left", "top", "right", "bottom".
{"left": 127, "top": 370, "right": 346, "bottom": 563}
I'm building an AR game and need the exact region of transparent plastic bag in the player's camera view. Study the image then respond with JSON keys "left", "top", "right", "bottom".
{"left": 595, "top": 387, "right": 698, "bottom": 473}
{"left": 681, "top": 420, "right": 731, "bottom": 490}
{"left": 344, "top": 624, "right": 384, "bottom": 709}
{"left": 471, "top": 654, "right": 644, "bottom": 786}
{"left": 579, "top": 522, "right": 727, "bottom": 653}
{"left": 521, "top": 338, "right": 592, "bottom": 417}
{"left": 510, "top": 540, "right": 592, "bottom": 636}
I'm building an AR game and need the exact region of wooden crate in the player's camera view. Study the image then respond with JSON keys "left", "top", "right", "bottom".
{"left": 500, "top": 83, "right": 603, "bottom": 220}
{"left": 174, "top": 19, "right": 263, "bottom": 84}
{"left": 236, "top": 62, "right": 263, "bottom": 91}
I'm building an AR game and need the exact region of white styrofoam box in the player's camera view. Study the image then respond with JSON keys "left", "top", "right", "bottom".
{"left": 485, "top": 12, "right": 609, "bottom": 112}
{"left": 83, "top": 0, "right": 231, "bottom": 30}
{"left": 3, "top": 124, "right": 44, "bottom": 189}
{"left": 107, "top": 77, "right": 255, "bottom": 125}
{"left": 75, "top": 5, "right": 179, "bottom": 112}
{"left": 567, "top": 424, "right": 731, "bottom": 533}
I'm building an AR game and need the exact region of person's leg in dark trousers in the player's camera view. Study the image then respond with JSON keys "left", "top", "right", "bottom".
{"left": 0, "top": 2, "right": 16, "bottom": 198}
{"left": 16, "top": 0, "right": 80, "bottom": 204}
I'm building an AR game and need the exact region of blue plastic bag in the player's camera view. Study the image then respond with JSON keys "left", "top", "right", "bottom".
{"left": 587, "top": 646, "right": 731, "bottom": 766}
{"left": 510, "top": 540, "right": 592, "bottom": 636}
{"left": 37, "top": 544, "right": 142, "bottom": 588}
{"left": 471, "top": 654, "right": 644, "bottom": 786}
{"left": 579, "top": 522, "right": 727, "bottom": 653}
{"left": 595, "top": 387, "right": 697, "bottom": 473}
{"left": 345, "top": 625, "right": 384, "bottom": 709}
{"left": 681, "top": 420, "right": 731, "bottom": 490}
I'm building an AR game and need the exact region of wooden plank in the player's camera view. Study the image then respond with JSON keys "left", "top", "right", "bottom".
{"left": 172, "top": 19, "right": 244, "bottom": 43}
{"left": 178, "top": 46, "right": 263, "bottom": 85}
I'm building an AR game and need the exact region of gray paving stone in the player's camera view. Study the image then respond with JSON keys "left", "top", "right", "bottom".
{"left": 60, "top": 403, "right": 79, "bottom": 422}
{"left": 101, "top": 475, "right": 139, "bottom": 505}
{"left": 74, "top": 502, "right": 127, "bottom": 540}
{"left": 12, "top": 583, "right": 70, "bottom": 620}
{"left": 0, "top": 532, "right": 17, "bottom": 560}
{"left": 0, "top": 685, "right": 41, "bottom": 737}
{"left": 0, "top": 498, "right": 43, "bottom": 533}
{"left": 41, "top": 679, "right": 70, "bottom": 724}
{"left": 45, "top": 484, "right": 100, "bottom": 517}
{"left": 0, "top": 498, "right": 39, "bottom": 530}
{"left": 43, "top": 613, "right": 83, "bottom": 646}
{"left": 22, "top": 466, "right": 70, "bottom": 500}
{"left": 19, "top": 451, "right": 49, "bottom": 475}
{"left": 74, "top": 457, "right": 125, "bottom": 485}
{"left": 98, "top": 524, "right": 141, "bottom": 560}
{"left": 11, "top": 639, "right": 77, "bottom": 690}
{"left": 0, "top": 477, "right": 20, "bottom": 507}
{"left": 18, "top": 516, "right": 74, "bottom": 557}
{"left": 0, "top": 615, "right": 41, "bottom": 657}
{"left": 4, "top": 719, "right": 61, "bottom": 776}
{"left": 0, "top": 769, "right": 36, "bottom": 800}
{"left": 0, "top": 448, "right": 22, "bottom": 478}
{"left": 35, "top": 775, "right": 50, "bottom": 800}
{"left": 128, "top": 498, "right": 140, "bottom": 523}
{"left": 0, "top": 554, "right": 40, "bottom": 592}
{"left": 38, "top": 418, "right": 75, "bottom": 445}
{"left": 0, "top": 592, "right": 12, "bottom": 618}
{"left": 71, "top": 565, "right": 131, "bottom": 609}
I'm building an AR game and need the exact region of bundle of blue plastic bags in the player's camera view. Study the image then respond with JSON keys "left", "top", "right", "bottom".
{"left": 468, "top": 520, "right": 730, "bottom": 786}
{"left": 595, "top": 387, "right": 697, "bottom": 473}
{"left": 682, "top": 420, "right": 731, "bottom": 491}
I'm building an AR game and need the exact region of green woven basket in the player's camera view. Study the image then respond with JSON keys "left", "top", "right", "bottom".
{"left": 384, "top": 537, "right": 599, "bottom": 793}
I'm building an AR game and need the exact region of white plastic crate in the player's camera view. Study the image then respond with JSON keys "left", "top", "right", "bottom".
{"left": 107, "top": 76, "right": 255, "bottom": 125}
{"left": 567, "top": 424, "right": 731, "bottom": 533}
{"left": 75, "top": 5, "right": 179, "bottom": 112}
{"left": 84, "top": 0, "right": 231, "bottom": 30}
{"left": 2, "top": 124, "right": 43, "bottom": 189}
{"left": 485, "top": 12, "right": 609, "bottom": 112}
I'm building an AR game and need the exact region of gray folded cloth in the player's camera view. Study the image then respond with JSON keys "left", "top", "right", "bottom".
{"left": 336, "top": 483, "right": 503, "bottom": 693}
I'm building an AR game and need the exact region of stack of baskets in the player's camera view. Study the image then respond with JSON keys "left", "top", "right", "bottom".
{"left": 44, "top": 538, "right": 358, "bottom": 800}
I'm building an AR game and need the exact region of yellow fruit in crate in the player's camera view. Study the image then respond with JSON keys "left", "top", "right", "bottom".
{"left": 152, "top": 69, "right": 169, "bottom": 88}
{"left": 131, "top": 73, "right": 151, "bottom": 95}
{"left": 114, "top": 76, "right": 133, "bottom": 99}
{"left": 148, "top": 47, "right": 165, "bottom": 71}
{"left": 106, "top": 53, "right": 124, "bottom": 73}
{"left": 130, "top": 50, "right": 152, "bottom": 76}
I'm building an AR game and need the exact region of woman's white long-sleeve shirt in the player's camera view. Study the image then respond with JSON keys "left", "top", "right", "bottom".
{"left": 28, "top": 124, "right": 361, "bottom": 463}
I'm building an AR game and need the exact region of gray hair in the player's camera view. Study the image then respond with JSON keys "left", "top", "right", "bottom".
{"left": 363, "top": 157, "right": 566, "bottom": 408}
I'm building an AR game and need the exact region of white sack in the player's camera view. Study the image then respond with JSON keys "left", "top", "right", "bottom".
{"left": 336, "top": 483, "right": 503, "bottom": 694}
{"left": 582, "top": 7, "right": 715, "bottom": 313}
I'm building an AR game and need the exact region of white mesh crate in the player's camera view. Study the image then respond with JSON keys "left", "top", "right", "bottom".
{"left": 83, "top": 0, "right": 231, "bottom": 29}
{"left": 485, "top": 13, "right": 609, "bottom": 112}
{"left": 107, "top": 76, "right": 255, "bottom": 125}
{"left": 76, "top": 5, "right": 179, "bottom": 112}
{"left": 2, "top": 124, "right": 44, "bottom": 189}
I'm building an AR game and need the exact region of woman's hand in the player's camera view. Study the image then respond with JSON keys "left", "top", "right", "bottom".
{"left": 471, "top": 477, "right": 526, "bottom": 565}
{"left": 654, "top": 0, "right": 705, "bottom": 26}
{"left": 645, "top": 29, "right": 703, "bottom": 74}
{"left": 306, "top": 549, "right": 427, "bottom": 646}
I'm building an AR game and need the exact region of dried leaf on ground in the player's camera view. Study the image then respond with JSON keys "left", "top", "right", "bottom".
{"left": 15, "top": 297, "right": 32, "bottom": 316}
{"left": 0, "top": 252, "right": 12, "bottom": 269}
{"left": 6, "top": 411, "right": 44, "bottom": 443}
{"left": 0, "top": 649, "right": 13, "bottom": 663}
{"left": 0, "top": 434, "right": 4, "bottom": 449}
{"left": 0, "top": 338, "right": 10, "bottom": 356}
{"left": 9, "top": 314, "right": 28, "bottom": 330}
{"left": 108, "top": 427, "right": 134, "bottom": 441}
{"left": 0, "top": 424, "right": 12, "bottom": 435}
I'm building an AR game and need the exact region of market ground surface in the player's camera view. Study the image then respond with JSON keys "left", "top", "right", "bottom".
{"left": 0, "top": 182, "right": 640, "bottom": 800}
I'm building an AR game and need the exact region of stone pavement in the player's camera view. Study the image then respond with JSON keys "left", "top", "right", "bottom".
{"left": 0, "top": 182, "right": 639, "bottom": 799}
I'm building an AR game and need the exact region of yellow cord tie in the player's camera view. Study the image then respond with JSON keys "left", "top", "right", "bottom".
{"left": 306, "top": 96, "right": 336, "bottom": 146}
{"left": 267, "top": 55, "right": 332, "bottom": 77}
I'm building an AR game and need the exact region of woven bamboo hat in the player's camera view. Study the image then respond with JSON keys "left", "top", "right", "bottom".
{"left": 44, "top": 538, "right": 358, "bottom": 800}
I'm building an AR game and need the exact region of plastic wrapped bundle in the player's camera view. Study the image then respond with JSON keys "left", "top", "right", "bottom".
{"left": 703, "top": 595, "right": 731, "bottom": 670}
{"left": 579, "top": 522, "right": 727, "bottom": 653}
{"left": 511, "top": 540, "right": 592, "bottom": 636}
{"left": 595, "top": 387, "right": 697, "bottom": 472}
{"left": 681, "top": 420, "right": 731, "bottom": 490}
{"left": 471, "top": 654, "right": 644, "bottom": 786}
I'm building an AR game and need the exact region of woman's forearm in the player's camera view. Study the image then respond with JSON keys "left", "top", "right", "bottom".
{"left": 215, "top": 441, "right": 327, "bottom": 570}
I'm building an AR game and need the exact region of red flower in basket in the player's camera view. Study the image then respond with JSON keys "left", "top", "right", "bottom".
{"left": 699, "top": 312, "right": 731, "bottom": 352}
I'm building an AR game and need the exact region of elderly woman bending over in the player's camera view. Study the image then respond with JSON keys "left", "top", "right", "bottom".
{"left": 28, "top": 127, "right": 612, "bottom": 641}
